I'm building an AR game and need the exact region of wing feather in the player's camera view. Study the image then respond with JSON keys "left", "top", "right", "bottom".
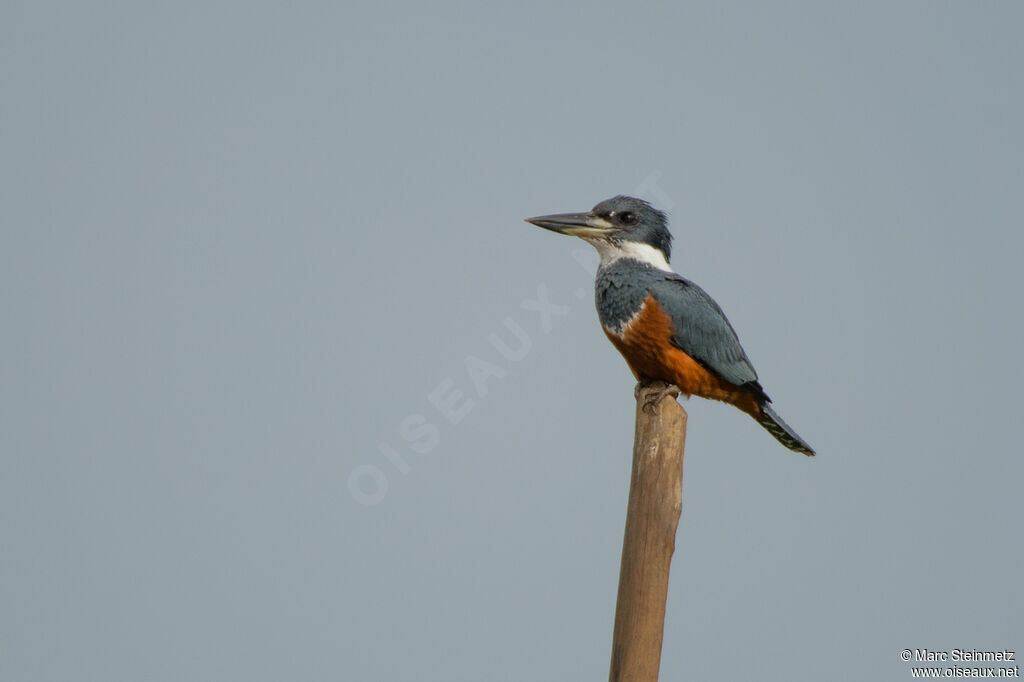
{"left": 649, "top": 277, "right": 764, "bottom": 394}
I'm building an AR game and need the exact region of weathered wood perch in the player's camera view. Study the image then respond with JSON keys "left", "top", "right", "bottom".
{"left": 608, "top": 382, "right": 688, "bottom": 682}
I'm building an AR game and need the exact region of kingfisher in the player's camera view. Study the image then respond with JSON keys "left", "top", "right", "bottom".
{"left": 526, "top": 195, "right": 815, "bottom": 456}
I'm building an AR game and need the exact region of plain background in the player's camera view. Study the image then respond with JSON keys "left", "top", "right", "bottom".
{"left": 2, "top": 2, "right": 1021, "bottom": 680}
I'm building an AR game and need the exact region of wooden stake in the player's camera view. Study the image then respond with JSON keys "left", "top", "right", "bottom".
{"left": 609, "top": 382, "right": 687, "bottom": 682}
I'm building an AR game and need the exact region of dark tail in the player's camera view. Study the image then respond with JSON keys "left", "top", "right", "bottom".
{"left": 756, "top": 404, "right": 815, "bottom": 456}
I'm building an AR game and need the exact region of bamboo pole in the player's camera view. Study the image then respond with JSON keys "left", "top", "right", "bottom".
{"left": 608, "top": 382, "right": 688, "bottom": 682}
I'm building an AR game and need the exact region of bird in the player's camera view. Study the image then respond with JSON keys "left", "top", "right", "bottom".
{"left": 525, "top": 195, "right": 815, "bottom": 456}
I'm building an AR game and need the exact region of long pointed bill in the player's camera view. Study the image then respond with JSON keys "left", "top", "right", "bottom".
{"left": 524, "top": 212, "right": 616, "bottom": 238}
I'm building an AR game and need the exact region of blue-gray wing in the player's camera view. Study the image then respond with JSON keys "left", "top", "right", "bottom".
{"left": 649, "top": 276, "right": 761, "bottom": 389}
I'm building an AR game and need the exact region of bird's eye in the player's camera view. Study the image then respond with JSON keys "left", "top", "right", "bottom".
{"left": 619, "top": 212, "right": 638, "bottom": 226}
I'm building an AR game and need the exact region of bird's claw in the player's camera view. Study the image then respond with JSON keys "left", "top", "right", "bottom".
{"left": 636, "top": 380, "right": 680, "bottom": 414}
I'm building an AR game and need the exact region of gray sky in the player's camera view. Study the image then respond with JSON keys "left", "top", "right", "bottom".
{"left": 2, "top": 2, "right": 1022, "bottom": 680}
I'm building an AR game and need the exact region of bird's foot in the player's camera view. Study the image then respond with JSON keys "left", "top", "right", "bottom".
{"left": 636, "top": 380, "right": 681, "bottom": 414}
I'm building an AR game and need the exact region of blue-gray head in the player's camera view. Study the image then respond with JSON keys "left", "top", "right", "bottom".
{"left": 525, "top": 195, "right": 673, "bottom": 270}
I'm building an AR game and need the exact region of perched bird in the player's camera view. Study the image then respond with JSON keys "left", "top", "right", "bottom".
{"left": 526, "top": 195, "right": 815, "bottom": 456}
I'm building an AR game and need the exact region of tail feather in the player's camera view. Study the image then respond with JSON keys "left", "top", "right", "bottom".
{"left": 756, "top": 404, "right": 815, "bottom": 456}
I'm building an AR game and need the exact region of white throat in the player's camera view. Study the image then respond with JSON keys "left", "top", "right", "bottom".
{"left": 588, "top": 239, "right": 672, "bottom": 272}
